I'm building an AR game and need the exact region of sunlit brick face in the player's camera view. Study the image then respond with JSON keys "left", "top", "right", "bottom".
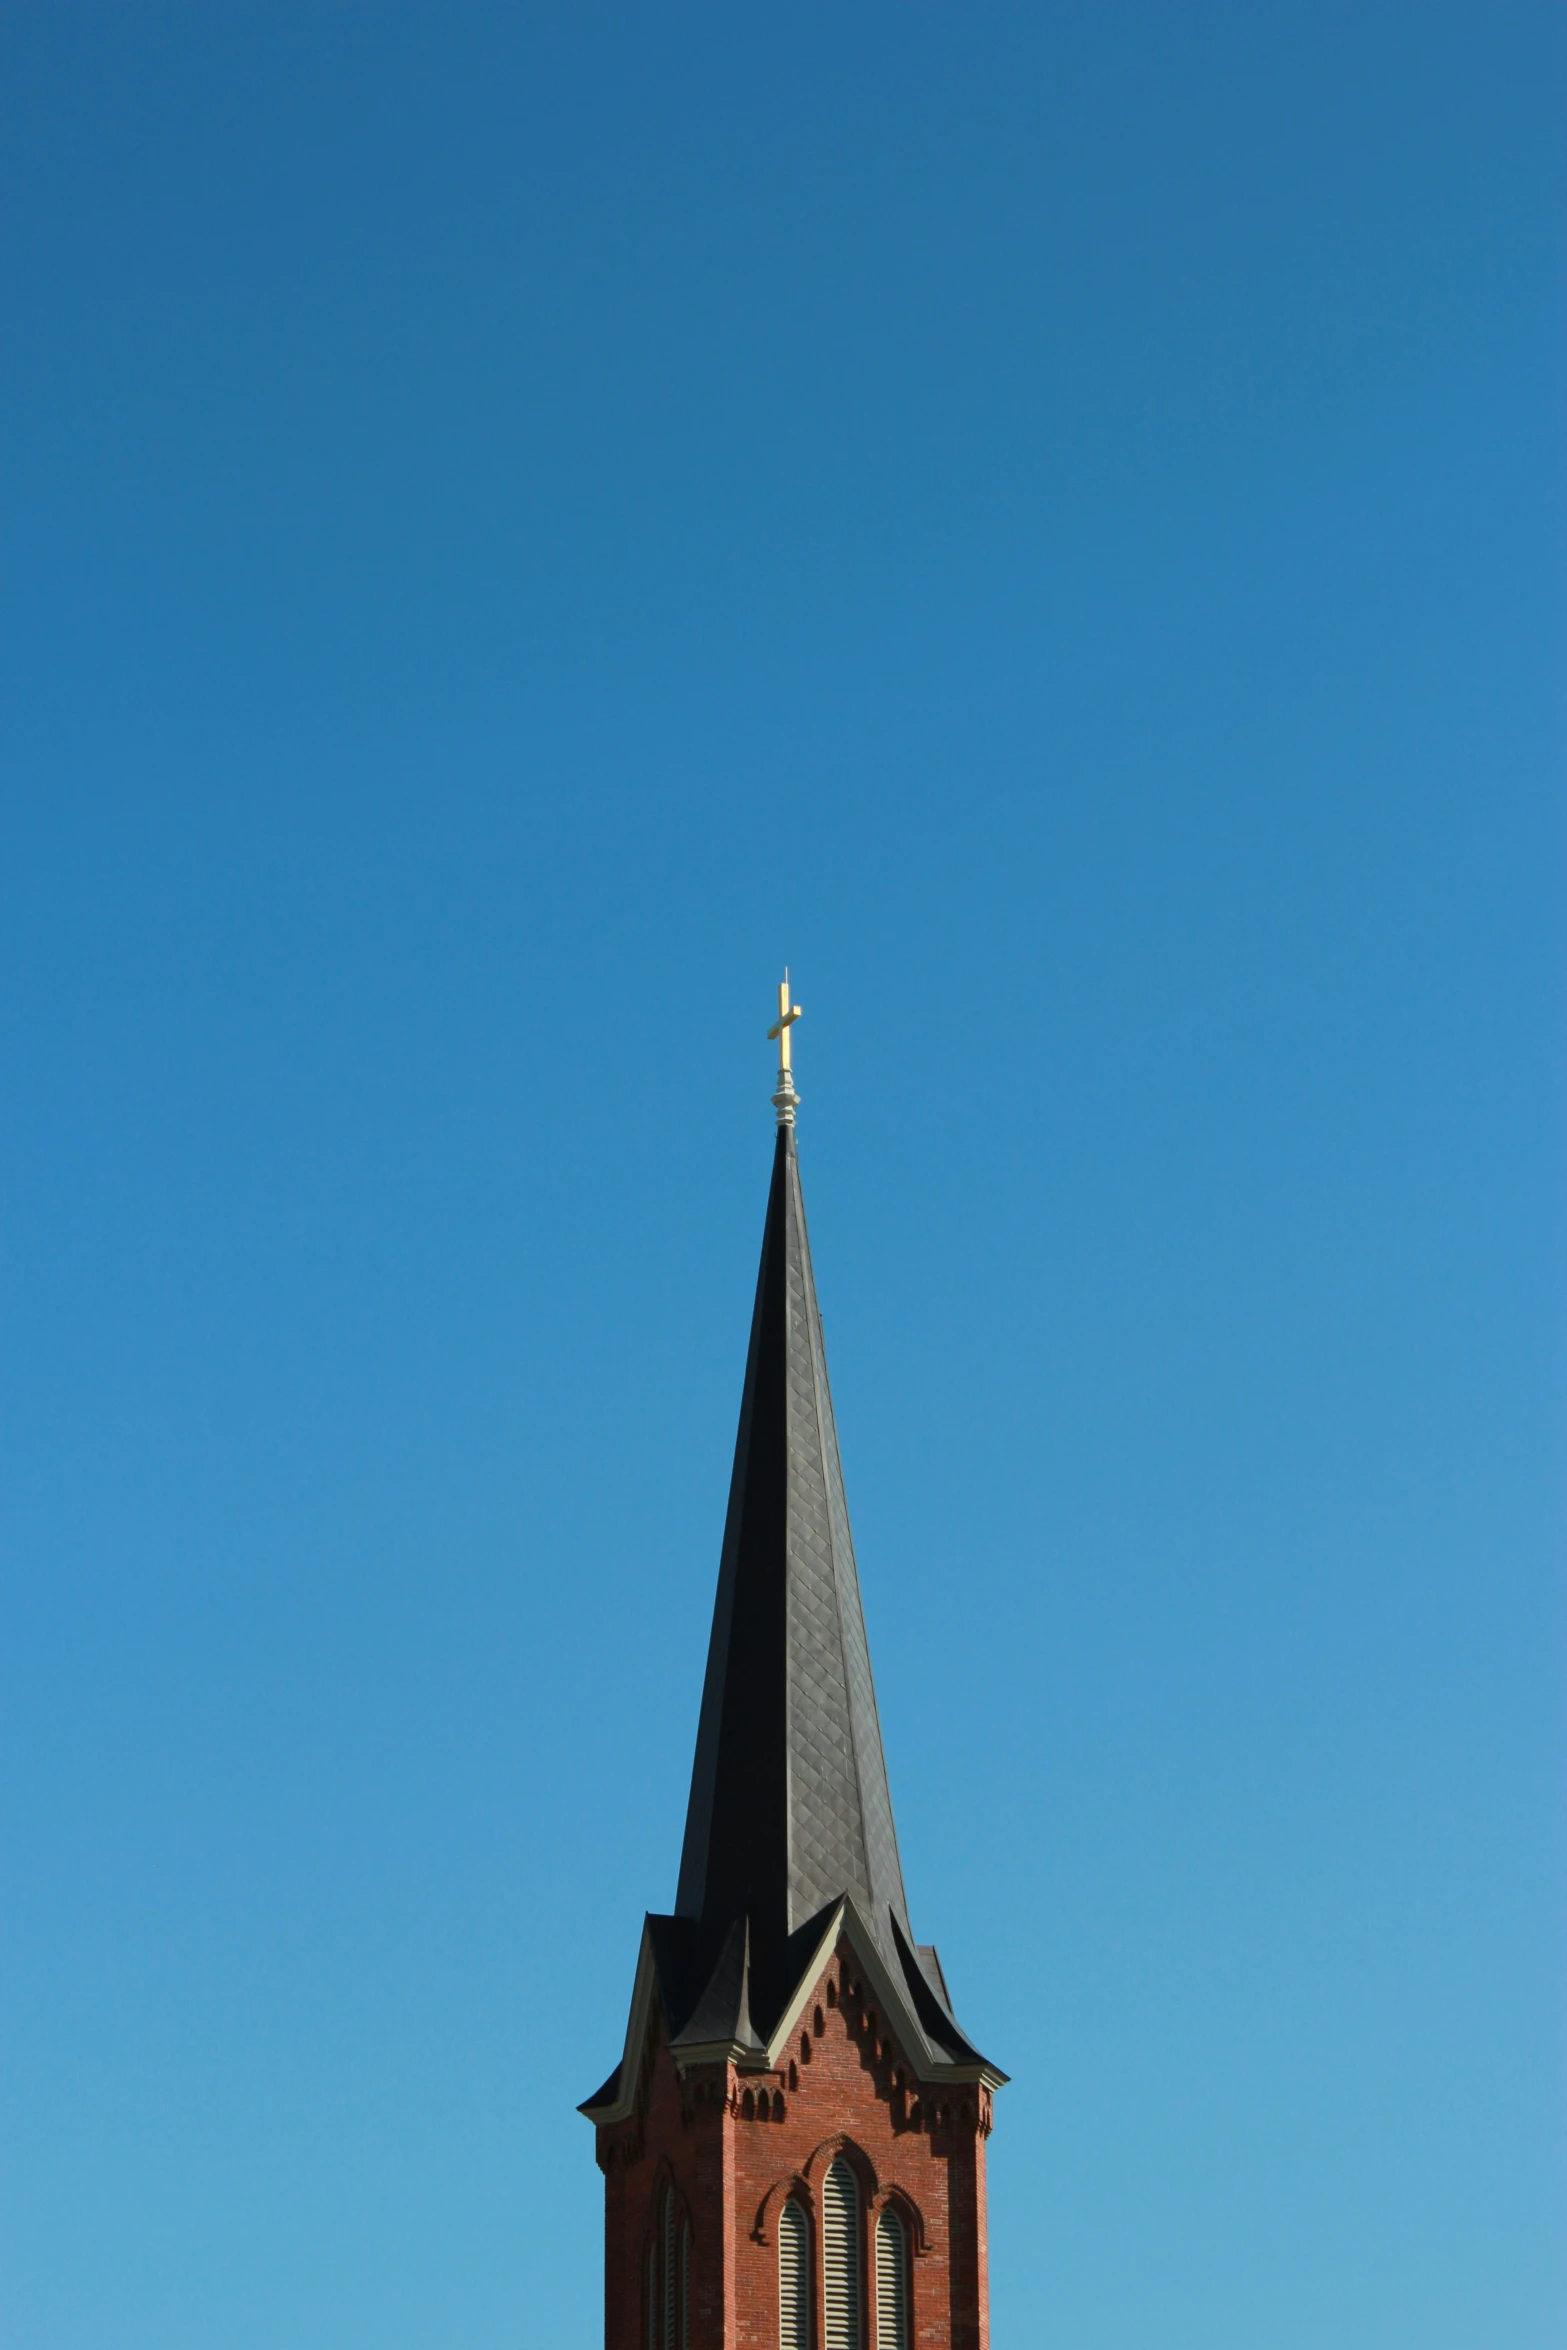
{"left": 594, "top": 1939, "right": 992, "bottom": 2350}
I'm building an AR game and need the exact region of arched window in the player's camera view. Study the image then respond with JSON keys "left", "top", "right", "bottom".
{"left": 648, "top": 2185, "right": 688, "bottom": 2350}
{"left": 663, "top": 2188, "right": 677, "bottom": 2348}
{"left": 779, "top": 2196, "right": 811, "bottom": 2350}
{"left": 822, "top": 2158, "right": 862, "bottom": 2350}
{"left": 874, "top": 2209, "right": 908, "bottom": 2350}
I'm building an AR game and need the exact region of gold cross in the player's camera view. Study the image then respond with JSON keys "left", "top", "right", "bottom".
{"left": 767, "top": 970, "right": 802, "bottom": 1073}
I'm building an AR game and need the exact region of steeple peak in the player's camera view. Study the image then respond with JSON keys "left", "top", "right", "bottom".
{"left": 675, "top": 1112, "right": 912, "bottom": 2003}
{"left": 767, "top": 970, "right": 802, "bottom": 1129}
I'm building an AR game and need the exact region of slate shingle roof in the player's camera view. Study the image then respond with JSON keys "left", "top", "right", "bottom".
{"left": 675, "top": 1127, "right": 912, "bottom": 2005}
{"left": 580, "top": 1122, "right": 999, "bottom": 2118}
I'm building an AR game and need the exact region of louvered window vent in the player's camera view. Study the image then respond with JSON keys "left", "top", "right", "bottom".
{"left": 874, "top": 2209, "right": 908, "bottom": 2350}
{"left": 663, "top": 2189, "right": 677, "bottom": 2349}
{"left": 779, "top": 2196, "right": 811, "bottom": 2350}
{"left": 647, "top": 2187, "right": 687, "bottom": 2350}
{"left": 823, "top": 2158, "right": 862, "bottom": 2350}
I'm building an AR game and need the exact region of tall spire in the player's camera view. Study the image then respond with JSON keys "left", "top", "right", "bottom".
{"left": 675, "top": 984, "right": 911, "bottom": 1995}
{"left": 580, "top": 985, "right": 1003, "bottom": 2350}
{"left": 579, "top": 981, "right": 1000, "bottom": 2128}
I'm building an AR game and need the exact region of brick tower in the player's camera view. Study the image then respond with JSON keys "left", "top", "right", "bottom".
{"left": 581, "top": 984, "right": 1005, "bottom": 2350}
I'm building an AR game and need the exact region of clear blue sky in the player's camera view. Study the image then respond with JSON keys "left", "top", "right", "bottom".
{"left": 2, "top": 7, "right": 1561, "bottom": 2346}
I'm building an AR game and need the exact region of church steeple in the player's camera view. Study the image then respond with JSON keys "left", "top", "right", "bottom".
{"left": 581, "top": 989, "right": 1002, "bottom": 2350}
{"left": 674, "top": 1115, "right": 912, "bottom": 1985}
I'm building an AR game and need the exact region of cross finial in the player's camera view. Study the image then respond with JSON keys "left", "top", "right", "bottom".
{"left": 767, "top": 969, "right": 802, "bottom": 1128}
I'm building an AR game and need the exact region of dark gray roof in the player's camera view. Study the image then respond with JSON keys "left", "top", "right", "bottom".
{"left": 580, "top": 1124, "right": 1000, "bottom": 2122}
{"left": 578, "top": 1895, "right": 999, "bottom": 2122}
{"left": 676, "top": 1127, "right": 911, "bottom": 1991}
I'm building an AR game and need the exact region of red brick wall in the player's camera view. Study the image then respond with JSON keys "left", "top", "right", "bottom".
{"left": 594, "top": 1936, "right": 993, "bottom": 2350}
